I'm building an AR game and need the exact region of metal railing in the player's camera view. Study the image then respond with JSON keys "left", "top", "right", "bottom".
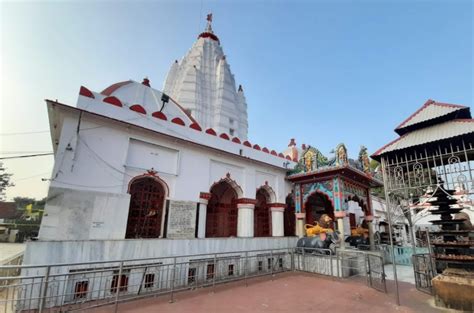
{"left": 0, "top": 247, "right": 387, "bottom": 313}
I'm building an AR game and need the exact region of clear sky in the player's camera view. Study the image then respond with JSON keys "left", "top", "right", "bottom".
{"left": 1, "top": 0, "right": 472, "bottom": 200}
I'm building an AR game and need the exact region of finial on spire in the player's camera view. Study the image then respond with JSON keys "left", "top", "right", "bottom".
{"left": 205, "top": 13, "right": 213, "bottom": 33}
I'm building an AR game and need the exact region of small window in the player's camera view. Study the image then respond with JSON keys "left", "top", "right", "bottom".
{"left": 144, "top": 273, "right": 155, "bottom": 289}
{"left": 188, "top": 268, "right": 196, "bottom": 284}
{"left": 74, "top": 281, "right": 88, "bottom": 299}
{"left": 229, "top": 118, "right": 234, "bottom": 124}
{"left": 267, "top": 258, "right": 273, "bottom": 270}
{"left": 258, "top": 261, "right": 263, "bottom": 271}
{"left": 111, "top": 273, "right": 128, "bottom": 293}
{"left": 229, "top": 128, "right": 235, "bottom": 136}
{"left": 279, "top": 258, "right": 283, "bottom": 268}
{"left": 206, "top": 263, "right": 215, "bottom": 280}
{"left": 228, "top": 264, "right": 234, "bottom": 276}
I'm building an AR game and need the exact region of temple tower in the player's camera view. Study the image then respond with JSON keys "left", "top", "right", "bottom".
{"left": 163, "top": 14, "right": 248, "bottom": 140}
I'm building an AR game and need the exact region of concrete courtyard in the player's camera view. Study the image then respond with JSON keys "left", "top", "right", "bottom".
{"left": 91, "top": 272, "right": 444, "bottom": 313}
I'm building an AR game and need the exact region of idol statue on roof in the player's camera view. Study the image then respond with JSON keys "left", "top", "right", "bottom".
{"left": 358, "top": 145, "right": 371, "bottom": 174}
{"left": 335, "top": 143, "right": 348, "bottom": 166}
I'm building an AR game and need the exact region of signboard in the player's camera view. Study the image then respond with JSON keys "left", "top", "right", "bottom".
{"left": 167, "top": 200, "right": 197, "bottom": 239}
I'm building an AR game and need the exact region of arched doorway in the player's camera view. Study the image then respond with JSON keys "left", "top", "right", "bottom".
{"left": 284, "top": 194, "right": 296, "bottom": 236}
{"left": 254, "top": 188, "right": 271, "bottom": 237}
{"left": 126, "top": 176, "right": 166, "bottom": 238}
{"left": 206, "top": 181, "right": 238, "bottom": 237}
{"left": 304, "top": 192, "right": 334, "bottom": 227}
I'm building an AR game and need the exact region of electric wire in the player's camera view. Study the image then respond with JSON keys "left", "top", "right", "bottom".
{"left": 0, "top": 153, "right": 54, "bottom": 160}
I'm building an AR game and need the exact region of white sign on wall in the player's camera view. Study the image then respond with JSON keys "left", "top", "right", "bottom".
{"left": 167, "top": 200, "right": 197, "bottom": 239}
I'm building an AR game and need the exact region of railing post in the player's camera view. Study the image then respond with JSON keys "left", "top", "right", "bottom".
{"left": 38, "top": 265, "right": 50, "bottom": 313}
{"left": 212, "top": 254, "right": 217, "bottom": 293}
{"left": 244, "top": 251, "right": 248, "bottom": 287}
{"left": 114, "top": 261, "right": 124, "bottom": 313}
{"left": 169, "top": 257, "right": 176, "bottom": 303}
{"left": 270, "top": 250, "right": 274, "bottom": 280}
{"left": 302, "top": 248, "right": 306, "bottom": 272}
{"left": 291, "top": 250, "right": 295, "bottom": 272}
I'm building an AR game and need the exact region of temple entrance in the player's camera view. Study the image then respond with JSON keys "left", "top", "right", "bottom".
{"left": 254, "top": 188, "right": 271, "bottom": 237}
{"left": 126, "top": 176, "right": 165, "bottom": 238}
{"left": 284, "top": 194, "right": 295, "bottom": 236}
{"left": 206, "top": 181, "right": 238, "bottom": 237}
{"left": 304, "top": 192, "right": 334, "bottom": 227}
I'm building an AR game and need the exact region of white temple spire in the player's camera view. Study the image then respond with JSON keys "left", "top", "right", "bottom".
{"left": 161, "top": 14, "right": 248, "bottom": 140}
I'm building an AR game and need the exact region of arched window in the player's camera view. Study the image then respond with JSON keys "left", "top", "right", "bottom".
{"left": 254, "top": 188, "right": 271, "bottom": 237}
{"left": 206, "top": 180, "right": 238, "bottom": 237}
{"left": 304, "top": 192, "right": 334, "bottom": 227}
{"left": 284, "top": 194, "right": 296, "bottom": 236}
{"left": 125, "top": 177, "right": 166, "bottom": 238}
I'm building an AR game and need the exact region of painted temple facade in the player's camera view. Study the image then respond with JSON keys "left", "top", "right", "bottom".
{"left": 285, "top": 142, "right": 382, "bottom": 238}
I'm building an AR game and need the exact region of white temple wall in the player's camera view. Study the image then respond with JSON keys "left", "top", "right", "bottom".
{"left": 41, "top": 110, "right": 292, "bottom": 241}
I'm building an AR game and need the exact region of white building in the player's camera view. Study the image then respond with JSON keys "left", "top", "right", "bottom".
{"left": 27, "top": 17, "right": 298, "bottom": 269}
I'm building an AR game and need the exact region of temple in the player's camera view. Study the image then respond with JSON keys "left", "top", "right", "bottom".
{"left": 29, "top": 15, "right": 380, "bottom": 267}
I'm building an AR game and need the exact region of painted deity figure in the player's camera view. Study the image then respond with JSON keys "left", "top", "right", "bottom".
{"left": 335, "top": 143, "right": 348, "bottom": 166}
{"left": 358, "top": 145, "right": 371, "bottom": 173}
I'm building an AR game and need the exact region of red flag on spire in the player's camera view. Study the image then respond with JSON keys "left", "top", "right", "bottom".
{"left": 207, "top": 13, "right": 213, "bottom": 22}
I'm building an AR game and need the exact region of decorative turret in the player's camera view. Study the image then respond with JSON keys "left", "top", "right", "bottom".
{"left": 162, "top": 13, "right": 248, "bottom": 140}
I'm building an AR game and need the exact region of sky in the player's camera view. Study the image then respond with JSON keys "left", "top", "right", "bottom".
{"left": 0, "top": 0, "right": 472, "bottom": 200}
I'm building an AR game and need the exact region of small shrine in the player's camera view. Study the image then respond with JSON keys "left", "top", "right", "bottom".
{"left": 285, "top": 141, "right": 383, "bottom": 246}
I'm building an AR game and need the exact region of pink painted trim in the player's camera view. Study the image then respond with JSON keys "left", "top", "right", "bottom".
{"left": 220, "top": 133, "right": 230, "bottom": 140}
{"left": 243, "top": 140, "right": 252, "bottom": 147}
{"left": 262, "top": 147, "right": 270, "bottom": 153}
{"left": 171, "top": 117, "right": 185, "bottom": 126}
{"left": 103, "top": 96, "right": 122, "bottom": 107}
{"left": 232, "top": 137, "right": 241, "bottom": 144}
{"left": 101, "top": 80, "right": 133, "bottom": 96}
{"left": 270, "top": 150, "right": 277, "bottom": 156}
{"left": 253, "top": 144, "right": 261, "bottom": 151}
{"left": 190, "top": 122, "right": 202, "bottom": 131}
{"left": 151, "top": 111, "right": 167, "bottom": 120}
{"left": 130, "top": 104, "right": 146, "bottom": 114}
{"left": 79, "top": 86, "right": 95, "bottom": 99}
{"left": 278, "top": 153, "right": 285, "bottom": 158}
{"left": 205, "top": 128, "right": 217, "bottom": 136}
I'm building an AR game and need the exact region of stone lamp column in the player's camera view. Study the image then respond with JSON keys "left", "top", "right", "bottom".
{"left": 334, "top": 211, "right": 346, "bottom": 250}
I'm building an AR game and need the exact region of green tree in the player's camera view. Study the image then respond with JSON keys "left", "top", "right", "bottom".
{"left": 0, "top": 162, "right": 14, "bottom": 200}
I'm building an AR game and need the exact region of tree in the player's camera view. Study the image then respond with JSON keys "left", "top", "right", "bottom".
{"left": 0, "top": 162, "right": 14, "bottom": 200}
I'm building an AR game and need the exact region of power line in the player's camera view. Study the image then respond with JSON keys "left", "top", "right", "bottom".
{"left": 0, "top": 153, "right": 54, "bottom": 160}
{"left": 0, "top": 151, "right": 53, "bottom": 155}
{"left": 0, "top": 130, "right": 49, "bottom": 136}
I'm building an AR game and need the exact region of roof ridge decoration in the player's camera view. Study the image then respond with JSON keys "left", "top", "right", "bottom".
{"left": 395, "top": 99, "right": 469, "bottom": 135}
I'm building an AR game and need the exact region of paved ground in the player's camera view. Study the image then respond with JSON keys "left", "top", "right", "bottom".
{"left": 91, "top": 272, "right": 446, "bottom": 313}
{"left": 0, "top": 243, "right": 25, "bottom": 264}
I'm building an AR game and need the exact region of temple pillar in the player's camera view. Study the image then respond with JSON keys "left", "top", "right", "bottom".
{"left": 237, "top": 203, "right": 255, "bottom": 237}
{"left": 270, "top": 205, "right": 285, "bottom": 237}
{"left": 197, "top": 193, "right": 210, "bottom": 239}
{"left": 366, "top": 215, "right": 375, "bottom": 250}
{"left": 335, "top": 211, "right": 346, "bottom": 250}
{"left": 295, "top": 213, "right": 306, "bottom": 238}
